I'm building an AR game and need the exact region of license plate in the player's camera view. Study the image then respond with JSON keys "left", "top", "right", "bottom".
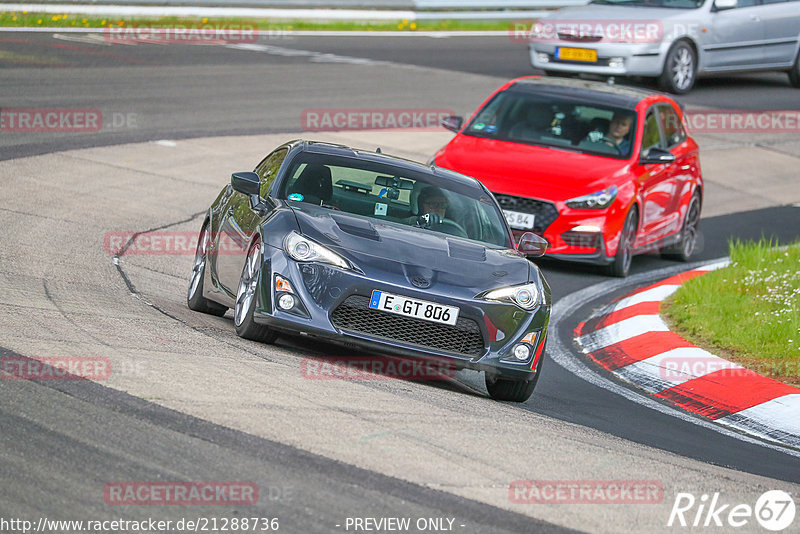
{"left": 557, "top": 47, "right": 597, "bottom": 63}
{"left": 369, "top": 290, "right": 459, "bottom": 326}
{"left": 503, "top": 210, "right": 535, "bottom": 230}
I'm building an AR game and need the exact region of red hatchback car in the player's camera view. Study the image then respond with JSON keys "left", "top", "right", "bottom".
{"left": 432, "top": 76, "right": 703, "bottom": 277}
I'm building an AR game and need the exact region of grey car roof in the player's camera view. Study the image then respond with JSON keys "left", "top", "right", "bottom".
{"left": 299, "top": 140, "right": 486, "bottom": 192}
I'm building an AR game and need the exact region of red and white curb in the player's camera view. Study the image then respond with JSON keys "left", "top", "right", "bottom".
{"left": 575, "top": 262, "right": 800, "bottom": 449}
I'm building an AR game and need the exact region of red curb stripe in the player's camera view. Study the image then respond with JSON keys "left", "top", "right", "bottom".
{"left": 587, "top": 331, "right": 695, "bottom": 371}
{"left": 574, "top": 321, "right": 585, "bottom": 338}
{"left": 655, "top": 369, "right": 799, "bottom": 420}
{"left": 576, "top": 270, "right": 705, "bottom": 337}
{"left": 581, "top": 301, "right": 661, "bottom": 334}
{"left": 638, "top": 269, "right": 708, "bottom": 292}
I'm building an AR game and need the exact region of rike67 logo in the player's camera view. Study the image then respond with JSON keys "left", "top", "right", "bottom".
{"left": 668, "top": 490, "right": 795, "bottom": 531}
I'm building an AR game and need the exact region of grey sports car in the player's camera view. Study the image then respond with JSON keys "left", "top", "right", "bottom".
{"left": 187, "top": 140, "right": 551, "bottom": 402}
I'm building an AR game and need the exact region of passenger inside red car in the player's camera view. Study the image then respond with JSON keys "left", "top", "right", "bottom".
{"left": 508, "top": 102, "right": 553, "bottom": 141}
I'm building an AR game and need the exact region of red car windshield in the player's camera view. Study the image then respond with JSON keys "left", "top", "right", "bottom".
{"left": 464, "top": 90, "right": 638, "bottom": 159}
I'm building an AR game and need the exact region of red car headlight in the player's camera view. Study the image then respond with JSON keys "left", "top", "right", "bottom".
{"left": 565, "top": 185, "right": 618, "bottom": 209}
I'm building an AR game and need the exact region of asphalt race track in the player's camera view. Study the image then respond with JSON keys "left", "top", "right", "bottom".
{"left": 2, "top": 32, "right": 800, "bottom": 533}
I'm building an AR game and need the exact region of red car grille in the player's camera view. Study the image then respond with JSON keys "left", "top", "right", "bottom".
{"left": 494, "top": 194, "right": 559, "bottom": 234}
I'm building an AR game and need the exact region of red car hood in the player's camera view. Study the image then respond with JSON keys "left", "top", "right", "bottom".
{"left": 435, "top": 135, "right": 630, "bottom": 202}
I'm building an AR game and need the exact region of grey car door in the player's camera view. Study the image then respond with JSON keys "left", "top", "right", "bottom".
{"left": 215, "top": 148, "right": 288, "bottom": 295}
{"left": 703, "top": 0, "right": 766, "bottom": 69}
{"left": 759, "top": 0, "right": 800, "bottom": 66}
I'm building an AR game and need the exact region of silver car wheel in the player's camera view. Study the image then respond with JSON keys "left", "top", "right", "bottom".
{"left": 672, "top": 47, "right": 694, "bottom": 91}
{"left": 234, "top": 242, "right": 260, "bottom": 327}
{"left": 188, "top": 226, "right": 209, "bottom": 301}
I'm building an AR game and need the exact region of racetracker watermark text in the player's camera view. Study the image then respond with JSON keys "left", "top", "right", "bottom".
{"left": 104, "top": 482, "right": 259, "bottom": 505}
{"left": 0, "top": 108, "right": 138, "bottom": 132}
{"left": 509, "top": 480, "right": 664, "bottom": 504}
{"left": 1, "top": 356, "right": 111, "bottom": 381}
{"left": 104, "top": 231, "right": 246, "bottom": 256}
{"left": 0, "top": 108, "right": 101, "bottom": 132}
{"left": 301, "top": 356, "right": 456, "bottom": 381}
{"left": 684, "top": 110, "right": 800, "bottom": 133}
{"left": 510, "top": 19, "right": 663, "bottom": 43}
{"left": 103, "top": 24, "right": 260, "bottom": 44}
{"left": 301, "top": 109, "right": 454, "bottom": 132}
{"left": 659, "top": 356, "right": 800, "bottom": 381}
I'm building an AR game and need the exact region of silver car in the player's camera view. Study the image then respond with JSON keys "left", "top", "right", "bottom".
{"left": 526, "top": 0, "right": 800, "bottom": 93}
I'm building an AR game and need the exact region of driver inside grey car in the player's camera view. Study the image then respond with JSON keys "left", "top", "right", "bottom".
{"left": 405, "top": 185, "right": 466, "bottom": 238}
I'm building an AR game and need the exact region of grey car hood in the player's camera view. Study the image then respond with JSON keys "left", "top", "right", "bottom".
{"left": 291, "top": 205, "right": 532, "bottom": 292}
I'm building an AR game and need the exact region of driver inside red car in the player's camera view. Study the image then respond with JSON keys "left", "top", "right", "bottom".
{"left": 604, "top": 112, "right": 634, "bottom": 153}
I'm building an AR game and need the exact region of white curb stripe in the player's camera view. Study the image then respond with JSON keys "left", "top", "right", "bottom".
{"left": 717, "top": 394, "right": 800, "bottom": 448}
{"left": 577, "top": 259, "right": 799, "bottom": 450}
{"left": 578, "top": 315, "right": 668, "bottom": 353}
{"left": 611, "top": 284, "right": 680, "bottom": 313}
{"left": 693, "top": 259, "right": 730, "bottom": 272}
{"left": 615, "top": 347, "right": 743, "bottom": 393}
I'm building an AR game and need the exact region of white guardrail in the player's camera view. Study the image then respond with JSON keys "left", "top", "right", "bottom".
{"left": 11, "top": 0, "right": 589, "bottom": 9}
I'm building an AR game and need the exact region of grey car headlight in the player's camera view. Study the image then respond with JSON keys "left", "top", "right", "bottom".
{"left": 566, "top": 185, "right": 618, "bottom": 209}
{"left": 284, "top": 232, "right": 352, "bottom": 270}
{"left": 478, "top": 282, "right": 540, "bottom": 310}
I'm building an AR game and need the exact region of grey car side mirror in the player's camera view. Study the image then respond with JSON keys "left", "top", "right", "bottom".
{"left": 231, "top": 171, "right": 260, "bottom": 196}
{"left": 518, "top": 232, "right": 549, "bottom": 257}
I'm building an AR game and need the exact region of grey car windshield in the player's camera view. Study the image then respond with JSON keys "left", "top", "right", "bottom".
{"left": 590, "top": 0, "right": 704, "bottom": 8}
{"left": 465, "top": 90, "right": 638, "bottom": 158}
{"left": 280, "top": 153, "right": 513, "bottom": 248}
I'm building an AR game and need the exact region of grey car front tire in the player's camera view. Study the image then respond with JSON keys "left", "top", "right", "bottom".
{"left": 187, "top": 223, "right": 228, "bottom": 317}
{"left": 234, "top": 238, "right": 278, "bottom": 344}
{"left": 789, "top": 50, "right": 800, "bottom": 88}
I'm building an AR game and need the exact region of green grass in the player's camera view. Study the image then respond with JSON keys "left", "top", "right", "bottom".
{"left": 662, "top": 238, "right": 800, "bottom": 386}
{"left": 0, "top": 11, "right": 517, "bottom": 31}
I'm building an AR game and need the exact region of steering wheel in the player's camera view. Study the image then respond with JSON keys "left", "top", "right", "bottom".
{"left": 600, "top": 136, "right": 623, "bottom": 155}
{"left": 439, "top": 218, "right": 468, "bottom": 238}
{"left": 417, "top": 213, "right": 468, "bottom": 238}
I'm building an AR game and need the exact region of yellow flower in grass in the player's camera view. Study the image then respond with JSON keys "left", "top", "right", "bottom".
{"left": 202, "top": 17, "right": 208, "bottom": 23}
{"left": 410, "top": 22, "right": 417, "bottom": 30}
{"left": 37, "top": 19, "right": 42, "bottom": 24}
